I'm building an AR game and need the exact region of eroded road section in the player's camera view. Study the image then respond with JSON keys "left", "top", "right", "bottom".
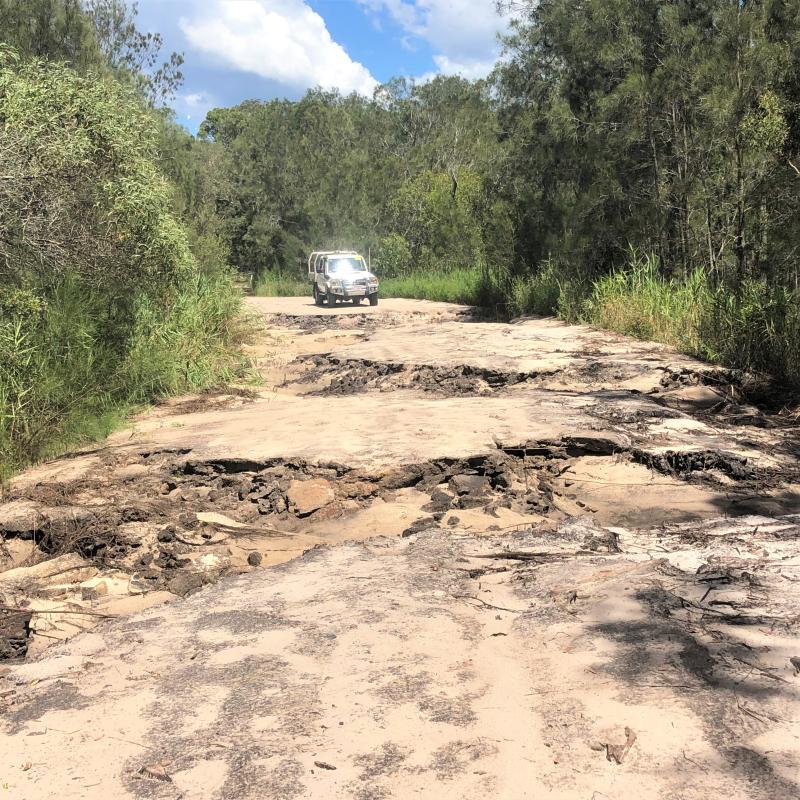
{"left": 2, "top": 297, "right": 799, "bottom": 799}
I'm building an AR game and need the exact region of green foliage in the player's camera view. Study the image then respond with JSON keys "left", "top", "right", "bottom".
{"left": 0, "top": 53, "right": 192, "bottom": 293}
{"left": 86, "top": 0, "right": 184, "bottom": 105}
{"left": 0, "top": 0, "right": 183, "bottom": 105}
{"left": 582, "top": 250, "right": 709, "bottom": 354}
{"left": 0, "top": 0, "right": 100, "bottom": 68}
{"left": 376, "top": 234, "right": 412, "bottom": 278}
{"left": 0, "top": 273, "right": 247, "bottom": 480}
{"left": 508, "top": 260, "right": 562, "bottom": 318}
{"left": 577, "top": 250, "right": 800, "bottom": 385}
{"left": 157, "top": 113, "right": 232, "bottom": 275}
{"left": 388, "top": 169, "right": 486, "bottom": 273}
{"left": 701, "top": 281, "right": 800, "bottom": 385}
{"left": 254, "top": 273, "right": 308, "bottom": 297}
{"left": 0, "top": 54, "right": 245, "bottom": 478}
{"left": 200, "top": 76, "right": 505, "bottom": 279}
{"left": 496, "top": 0, "right": 800, "bottom": 284}
{"left": 380, "top": 270, "right": 484, "bottom": 305}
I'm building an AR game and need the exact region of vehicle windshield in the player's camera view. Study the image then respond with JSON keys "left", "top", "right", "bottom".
{"left": 328, "top": 256, "right": 366, "bottom": 274}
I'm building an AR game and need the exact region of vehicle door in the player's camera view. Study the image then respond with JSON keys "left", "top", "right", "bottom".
{"left": 315, "top": 256, "right": 326, "bottom": 291}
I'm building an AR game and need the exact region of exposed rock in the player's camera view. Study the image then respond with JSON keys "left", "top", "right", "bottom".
{"left": 114, "top": 464, "right": 150, "bottom": 482}
{"left": 378, "top": 465, "right": 424, "bottom": 490}
{"left": 247, "top": 552, "right": 263, "bottom": 567}
{"left": 583, "top": 528, "right": 622, "bottom": 553}
{"left": 425, "top": 488, "right": 455, "bottom": 512}
{"left": 339, "top": 480, "right": 379, "bottom": 499}
{"left": 286, "top": 479, "right": 335, "bottom": 516}
{"left": 0, "top": 501, "right": 42, "bottom": 537}
{"left": 0, "top": 607, "right": 31, "bottom": 660}
{"left": 121, "top": 507, "right": 149, "bottom": 523}
{"left": 402, "top": 516, "right": 438, "bottom": 537}
{"left": 157, "top": 527, "right": 175, "bottom": 543}
{"left": 307, "top": 502, "right": 344, "bottom": 522}
{"left": 167, "top": 572, "right": 205, "bottom": 597}
{"left": 449, "top": 474, "right": 490, "bottom": 496}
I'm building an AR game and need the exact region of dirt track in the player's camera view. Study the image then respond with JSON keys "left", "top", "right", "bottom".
{"left": 2, "top": 297, "right": 800, "bottom": 799}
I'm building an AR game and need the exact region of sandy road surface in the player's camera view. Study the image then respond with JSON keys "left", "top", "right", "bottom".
{"left": 2, "top": 297, "right": 800, "bottom": 799}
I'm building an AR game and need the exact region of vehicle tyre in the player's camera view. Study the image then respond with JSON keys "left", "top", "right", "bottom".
{"left": 352, "top": 297, "right": 362, "bottom": 305}
{"left": 326, "top": 289, "right": 336, "bottom": 307}
{"left": 369, "top": 292, "right": 379, "bottom": 306}
{"left": 313, "top": 285, "right": 324, "bottom": 306}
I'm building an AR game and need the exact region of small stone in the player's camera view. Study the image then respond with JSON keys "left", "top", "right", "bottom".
{"left": 81, "top": 587, "right": 99, "bottom": 601}
{"left": 339, "top": 480, "right": 378, "bottom": 499}
{"left": 0, "top": 501, "right": 41, "bottom": 536}
{"left": 493, "top": 471, "right": 513, "bottom": 489}
{"left": 426, "top": 488, "right": 454, "bottom": 512}
{"left": 247, "top": 552, "right": 263, "bottom": 567}
{"left": 167, "top": 572, "right": 205, "bottom": 597}
{"left": 115, "top": 464, "right": 149, "bottom": 482}
{"left": 272, "top": 496, "right": 287, "bottom": 514}
{"left": 256, "top": 499, "right": 273, "bottom": 515}
{"left": 308, "top": 502, "right": 343, "bottom": 522}
{"left": 402, "top": 516, "right": 437, "bottom": 537}
{"left": 286, "top": 479, "right": 335, "bottom": 517}
{"left": 449, "top": 474, "right": 490, "bottom": 496}
{"left": 121, "top": 507, "right": 149, "bottom": 523}
{"left": 0, "top": 608, "right": 32, "bottom": 659}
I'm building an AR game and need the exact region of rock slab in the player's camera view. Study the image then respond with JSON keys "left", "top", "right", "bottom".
{"left": 286, "top": 479, "right": 335, "bottom": 516}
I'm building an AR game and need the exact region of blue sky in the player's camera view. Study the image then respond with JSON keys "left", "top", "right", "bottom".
{"left": 134, "top": 1, "right": 512, "bottom": 131}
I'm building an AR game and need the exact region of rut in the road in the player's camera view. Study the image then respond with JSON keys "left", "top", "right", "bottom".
{"left": 289, "top": 352, "right": 749, "bottom": 399}
{"left": 0, "top": 429, "right": 774, "bottom": 660}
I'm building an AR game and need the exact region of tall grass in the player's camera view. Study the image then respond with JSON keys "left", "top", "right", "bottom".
{"left": 577, "top": 249, "right": 800, "bottom": 386}
{"left": 255, "top": 268, "right": 489, "bottom": 305}
{"left": 0, "top": 272, "right": 250, "bottom": 480}
{"left": 700, "top": 280, "right": 800, "bottom": 385}
{"left": 254, "top": 272, "right": 308, "bottom": 297}
{"left": 582, "top": 251, "right": 709, "bottom": 354}
{"left": 251, "top": 253, "right": 800, "bottom": 387}
{"left": 380, "top": 269, "right": 484, "bottom": 304}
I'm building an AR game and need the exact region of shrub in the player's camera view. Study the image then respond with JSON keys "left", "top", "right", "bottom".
{"left": 0, "top": 54, "right": 246, "bottom": 478}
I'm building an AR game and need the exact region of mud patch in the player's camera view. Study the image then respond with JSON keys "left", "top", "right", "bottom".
{"left": 292, "top": 354, "right": 539, "bottom": 396}
{"left": 260, "top": 310, "right": 474, "bottom": 333}
{"left": 1, "top": 429, "right": 796, "bottom": 662}
{"left": 156, "top": 387, "right": 259, "bottom": 416}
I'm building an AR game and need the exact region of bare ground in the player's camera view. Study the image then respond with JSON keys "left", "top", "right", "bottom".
{"left": 1, "top": 296, "right": 799, "bottom": 798}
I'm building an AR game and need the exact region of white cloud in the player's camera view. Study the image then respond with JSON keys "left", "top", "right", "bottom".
{"left": 358, "top": 0, "right": 511, "bottom": 80}
{"left": 173, "top": 90, "right": 216, "bottom": 123}
{"left": 432, "top": 54, "right": 499, "bottom": 81}
{"left": 183, "top": 92, "right": 207, "bottom": 108}
{"left": 180, "top": 0, "right": 377, "bottom": 96}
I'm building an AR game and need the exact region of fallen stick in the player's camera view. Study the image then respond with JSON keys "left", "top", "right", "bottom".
{"left": 452, "top": 593, "right": 527, "bottom": 613}
{"left": 0, "top": 604, "right": 116, "bottom": 619}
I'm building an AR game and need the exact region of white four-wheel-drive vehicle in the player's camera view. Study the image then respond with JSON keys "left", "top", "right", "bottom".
{"left": 308, "top": 251, "right": 379, "bottom": 307}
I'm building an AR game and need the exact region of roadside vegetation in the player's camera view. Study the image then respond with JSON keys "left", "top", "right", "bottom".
{"left": 255, "top": 269, "right": 488, "bottom": 307}
{"left": 230, "top": 1, "right": 800, "bottom": 388}
{"left": 0, "top": 4, "right": 247, "bottom": 479}
{"left": 4, "top": 0, "right": 800, "bottom": 479}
